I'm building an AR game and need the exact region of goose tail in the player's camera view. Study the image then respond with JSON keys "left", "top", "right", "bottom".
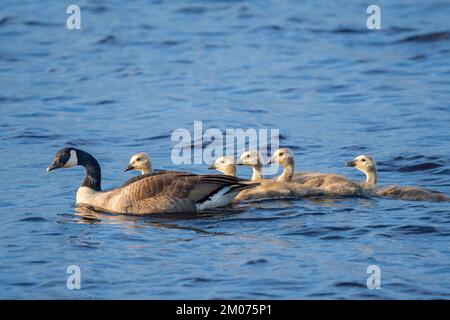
{"left": 195, "top": 179, "right": 259, "bottom": 211}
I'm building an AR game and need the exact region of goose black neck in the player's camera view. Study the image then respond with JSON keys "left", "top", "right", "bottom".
{"left": 76, "top": 149, "right": 101, "bottom": 191}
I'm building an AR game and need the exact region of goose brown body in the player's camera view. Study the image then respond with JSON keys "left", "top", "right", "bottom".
{"left": 78, "top": 172, "right": 258, "bottom": 214}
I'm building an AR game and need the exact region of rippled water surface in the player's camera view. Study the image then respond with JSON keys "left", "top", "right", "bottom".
{"left": 1, "top": 1, "right": 450, "bottom": 299}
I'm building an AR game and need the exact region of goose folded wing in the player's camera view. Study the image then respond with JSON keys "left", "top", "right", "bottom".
{"left": 120, "top": 172, "right": 251, "bottom": 202}
{"left": 115, "top": 173, "right": 255, "bottom": 214}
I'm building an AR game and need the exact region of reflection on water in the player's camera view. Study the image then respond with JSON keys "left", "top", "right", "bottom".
{"left": 1, "top": 0, "right": 450, "bottom": 299}
{"left": 73, "top": 208, "right": 231, "bottom": 236}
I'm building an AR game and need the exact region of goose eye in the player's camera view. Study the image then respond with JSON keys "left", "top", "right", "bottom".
{"left": 136, "top": 158, "right": 141, "bottom": 161}
{"left": 361, "top": 159, "right": 366, "bottom": 162}
{"left": 246, "top": 154, "right": 250, "bottom": 158}
{"left": 279, "top": 152, "right": 284, "bottom": 156}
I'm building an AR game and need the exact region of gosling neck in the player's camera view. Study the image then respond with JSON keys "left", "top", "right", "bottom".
{"left": 76, "top": 149, "right": 101, "bottom": 191}
{"left": 251, "top": 165, "right": 263, "bottom": 181}
{"left": 141, "top": 163, "right": 153, "bottom": 175}
{"left": 277, "top": 160, "right": 294, "bottom": 182}
{"left": 362, "top": 167, "right": 377, "bottom": 186}
{"left": 222, "top": 165, "right": 236, "bottom": 177}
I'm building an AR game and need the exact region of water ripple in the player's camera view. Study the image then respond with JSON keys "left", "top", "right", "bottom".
{"left": 1, "top": 0, "right": 449, "bottom": 300}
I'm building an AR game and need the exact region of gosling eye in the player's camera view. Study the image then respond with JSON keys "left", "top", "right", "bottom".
{"left": 279, "top": 152, "right": 284, "bottom": 156}
{"left": 361, "top": 159, "right": 366, "bottom": 162}
{"left": 136, "top": 158, "right": 142, "bottom": 161}
{"left": 246, "top": 154, "right": 250, "bottom": 158}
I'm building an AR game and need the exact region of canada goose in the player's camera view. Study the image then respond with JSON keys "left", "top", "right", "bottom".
{"left": 124, "top": 152, "right": 152, "bottom": 175}
{"left": 236, "top": 150, "right": 264, "bottom": 181}
{"left": 208, "top": 156, "right": 236, "bottom": 176}
{"left": 347, "top": 155, "right": 450, "bottom": 202}
{"left": 268, "top": 148, "right": 363, "bottom": 196}
{"left": 47, "top": 148, "right": 259, "bottom": 214}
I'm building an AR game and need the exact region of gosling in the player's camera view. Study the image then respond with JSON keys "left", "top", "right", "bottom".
{"left": 124, "top": 152, "right": 153, "bottom": 175}
{"left": 208, "top": 156, "right": 236, "bottom": 176}
{"left": 268, "top": 148, "right": 363, "bottom": 196}
{"left": 236, "top": 150, "right": 265, "bottom": 181}
{"left": 347, "top": 155, "right": 450, "bottom": 202}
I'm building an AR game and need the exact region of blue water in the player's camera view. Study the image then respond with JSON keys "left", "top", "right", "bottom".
{"left": 1, "top": 0, "right": 450, "bottom": 299}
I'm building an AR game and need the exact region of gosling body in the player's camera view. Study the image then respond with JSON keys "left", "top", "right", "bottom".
{"left": 269, "top": 148, "right": 363, "bottom": 196}
{"left": 346, "top": 155, "right": 450, "bottom": 202}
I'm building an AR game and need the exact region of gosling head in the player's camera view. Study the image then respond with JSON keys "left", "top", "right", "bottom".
{"left": 268, "top": 148, "right": 294, "bottom": 166}
{"left": 346, "top": 155, "right": 377, "bottom": 185}
{"left": 208, "top": 156, "right": 236, "bottom": 176}
{"left": 47, "top": 148, "right": 79, "bottom": 172}
{"left": 237, "top": 150, "right": 263, "bottom": 167}
{"left": 125, "top": 152, "right": 152, "bottom": 175}
{"left": 237, "top": 150, "right": 264, "bottom": 180}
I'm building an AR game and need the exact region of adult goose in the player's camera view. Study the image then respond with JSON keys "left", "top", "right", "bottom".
{"left": 347, "top": 155, "right": 450, "bottom": 202}
{"left": 47, "top": 148, "right": 259, "bottom": 214}
{"left": 268, "top": 148, "right": 363, "bottom": 196}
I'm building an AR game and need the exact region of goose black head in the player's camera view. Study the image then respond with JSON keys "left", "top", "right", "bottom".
{"left": 47, "top": 148, "right": 79, "bottom": 172}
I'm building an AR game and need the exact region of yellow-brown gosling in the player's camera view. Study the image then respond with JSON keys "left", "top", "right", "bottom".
{"left": 124, "top": 152, "right": 153, "bottom": 175}
{"left": 268, "top": 148, "right": 363, "bottom": 196}
{"left": 208, "top": 156, "right": 236, "bottom": 176}
{"left": 347, "top": 155, "right": 450, "bottom": 202}
{"left": 236, "top": 150, "right": 265, "bottom": 181}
